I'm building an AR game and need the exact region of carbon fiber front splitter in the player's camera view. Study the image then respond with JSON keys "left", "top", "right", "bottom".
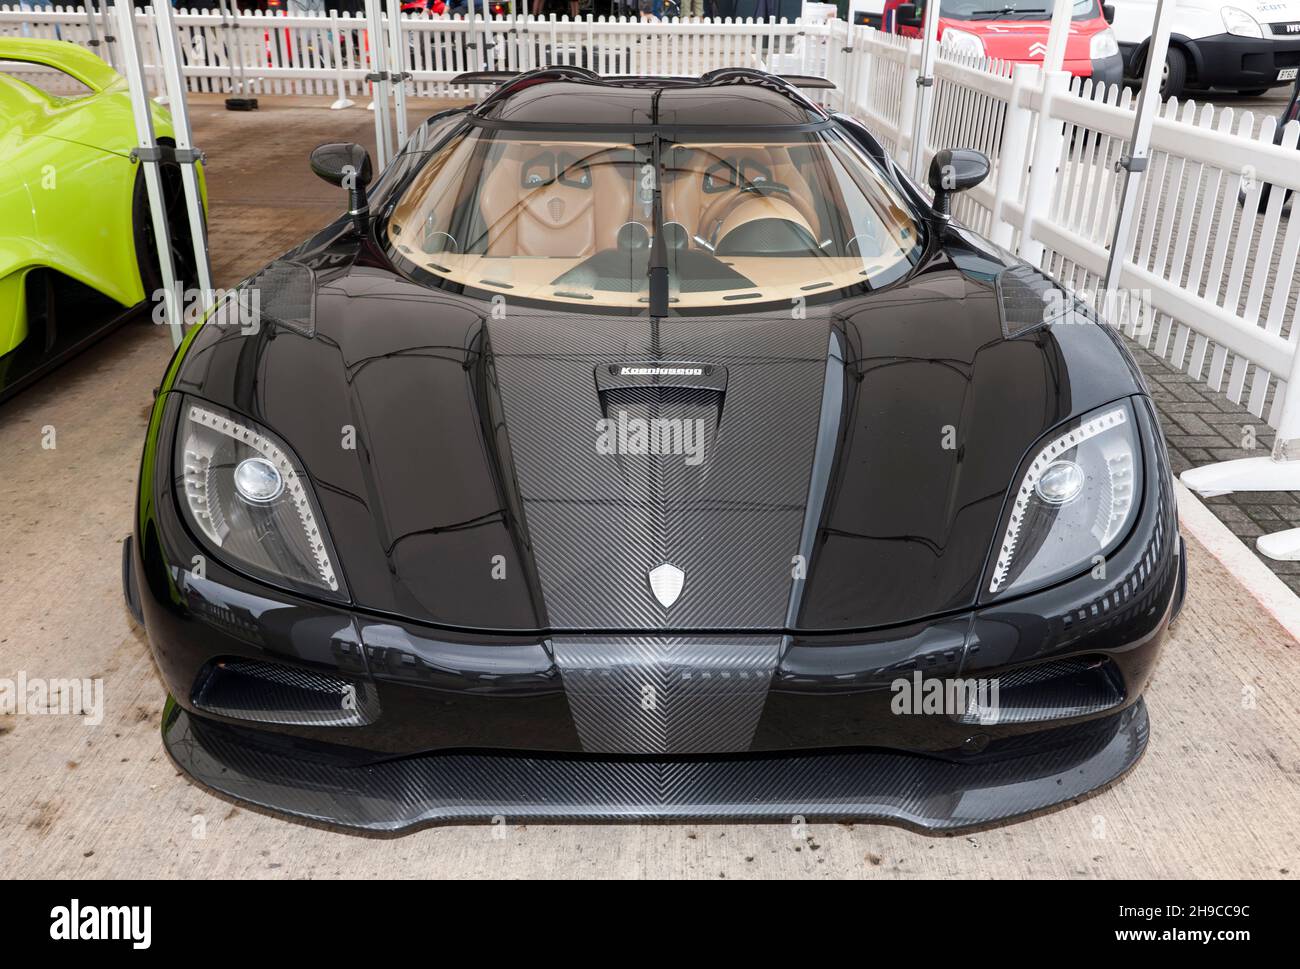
{"left": 161, "top": 698, "right": 1150, "bottom": 833}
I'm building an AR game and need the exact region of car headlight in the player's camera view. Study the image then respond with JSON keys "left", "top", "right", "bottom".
{"left": 175, "top": 397, "right": 346, "bottom": 599}
{"left": 1222, "top": 7, "right": 1263, "bottom": 37}
{"left": 1090, "top": 28, "right": 1120, "bottom": 60}
{"left": 987, "top": 400, "right": 1142, "bottom": 599}
{"left": 941, "top": 28, "right": 986, "bottom": 59}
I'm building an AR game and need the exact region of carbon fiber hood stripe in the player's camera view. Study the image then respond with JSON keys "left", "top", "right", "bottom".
{"left": 486, "top": 312, "right": 831, "bottom": 630}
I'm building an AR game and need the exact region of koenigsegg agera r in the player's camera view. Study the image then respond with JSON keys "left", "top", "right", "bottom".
{"left": 126, "top": 67, "right": 1185, "bottom": 831}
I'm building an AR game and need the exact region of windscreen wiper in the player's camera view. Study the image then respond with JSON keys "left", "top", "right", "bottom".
{"left": 968, "top": 6, "right": 1049, "bottom": 17}
{"left": 647, "top": 90, "right": 669, "bottom": 320}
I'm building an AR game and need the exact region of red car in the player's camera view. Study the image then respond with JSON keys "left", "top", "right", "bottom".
{"left": 874, "top": 0, "right": 1124, "bottom": 87}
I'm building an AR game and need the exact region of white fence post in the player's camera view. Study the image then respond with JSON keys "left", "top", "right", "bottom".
{"left": 329, "top": 10, "right": 355, "bottom": 109}
{"left": 1017, "top": 68, "right": 1069, "bottom": 267}
{"left": 899, "top": 42, "right": 921, "bottom": 172}
{"left": 989, "top": 62, "right": 1038, "bottom": 250}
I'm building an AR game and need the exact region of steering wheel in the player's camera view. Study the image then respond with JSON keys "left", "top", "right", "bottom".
{"left": 699, "top": 180, "right": 794, "bottom": 241}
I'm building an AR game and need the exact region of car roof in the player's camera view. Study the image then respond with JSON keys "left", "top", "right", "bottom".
{"left": 470, "top": 70, "right": 828, "bottom": 129}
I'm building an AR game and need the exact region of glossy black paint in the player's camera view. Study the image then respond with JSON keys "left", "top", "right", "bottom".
{"left": 128, "top": 72, "right": 1184, "bottom": 824}
{"left": 927, "top": 148, "right": 990, "bottom": 217}
{"left": 131, "top": 386, "right": 1176, "bottom": 756}
{"left": 147, "top": 228, "right": 1150, "bottom": 633}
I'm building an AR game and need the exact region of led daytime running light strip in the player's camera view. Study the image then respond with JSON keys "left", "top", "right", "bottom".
{"left": 187, "top": 404, "right": 339, "bottom": 591}
{"left": 989, "top": 407, "right": 1128, "bottom": 594}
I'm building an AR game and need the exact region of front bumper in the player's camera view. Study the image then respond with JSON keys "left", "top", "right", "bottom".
{"left": 161, "top": 697, "right": 1150, "bottom": 831}
{"left": 1190, "top": 32, "right": 1300, "bottom": 89}
{"left": 129, "top": 394, "right": 1183, "bottom": 831}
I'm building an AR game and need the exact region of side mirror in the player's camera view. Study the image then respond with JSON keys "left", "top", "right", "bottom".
{"left": 310, "top": 142, "right": 373, "bottom": 232}
{"left": 927, "top": 148, "right": 991, "bottom": 218}
{"left": 1102, "top": 3, "right": 1115, "bottom": 23}
{"left": 895, "top": 3, "right": 923, "bottom": 28}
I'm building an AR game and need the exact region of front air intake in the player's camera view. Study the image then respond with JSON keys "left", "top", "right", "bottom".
{"left": 192, "top": 658, "right": 378, "bottom": 727}
{"left": 956, "top": 655, "right": 1125, "bottom": 726}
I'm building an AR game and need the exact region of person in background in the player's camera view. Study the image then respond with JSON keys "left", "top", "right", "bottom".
{"left": 679, "top": 0, "right": 701, "bottom": 16}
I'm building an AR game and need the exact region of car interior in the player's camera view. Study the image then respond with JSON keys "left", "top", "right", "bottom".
{"left": 388, "top": 130, "right": 919, "bottom": 308}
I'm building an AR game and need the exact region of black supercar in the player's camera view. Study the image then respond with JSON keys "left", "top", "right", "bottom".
{"left": 125, "top": 67, "right": 1186, "bottom": 831}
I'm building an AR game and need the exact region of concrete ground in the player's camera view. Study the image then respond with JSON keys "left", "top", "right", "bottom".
{"left": 2, "top": 96, "right": 1299, "bottom": 879}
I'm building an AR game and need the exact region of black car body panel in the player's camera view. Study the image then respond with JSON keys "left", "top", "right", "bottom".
{"left": 129, "top": 70, "right": 1184, "bottom": 831}
{"left": 159, "top": 231, "right": 1146, "bottom": 634}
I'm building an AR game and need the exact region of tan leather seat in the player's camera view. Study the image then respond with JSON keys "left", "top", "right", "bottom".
{"left": 479, "top": 144, "right": 633, "bottom": 258}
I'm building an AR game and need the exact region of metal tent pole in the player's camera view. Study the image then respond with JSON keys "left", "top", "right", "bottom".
{"left": 152, "top": 0, "right": 215, "bottom": 318}
{"left": 364, "top": 0, "right": 393, "bottom": 168}
{"left": 481, "top": 0, "right": 494, "bottom": 71}
{"left": 111, "top": 0, "right": 183, "bottom": 348}
{"left": 386, "top": 0, "right": 408, "bottom": 149}
{"left": 467, "top": 3, "right": 481, "bottom": 74}
{"left": 1102, "top": 0, "right": 1176, "bottom": 297}
{"left": 83, "top": 0, "right": 103, "bottom": 60}
{"left": 907, "top": 0, "right": 940, "bottom": 181}
{"left": 95, "top": 0, "right": 119, "bottom": 70}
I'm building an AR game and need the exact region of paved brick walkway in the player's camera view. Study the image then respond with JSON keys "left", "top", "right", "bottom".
{"left": 1126, "top": 335, "right": 1300, "bottom": 593}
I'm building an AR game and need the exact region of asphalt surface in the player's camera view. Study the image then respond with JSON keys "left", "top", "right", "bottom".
{"left": 1, "top": 96, "right": 1298, "bottom": 878}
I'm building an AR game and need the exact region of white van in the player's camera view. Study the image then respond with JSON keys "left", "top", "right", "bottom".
{"left": 1110, "top": 0, "right": 1300, "bottom": 97}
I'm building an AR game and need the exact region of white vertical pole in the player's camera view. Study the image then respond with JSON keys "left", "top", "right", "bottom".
{"left": 365, "top": 0, "right": 392, "bottom": 168}
{"left": 908, "top": 0, "right": 941, "bottom": 181}
{"left": 112, "top": 0, "right": 183, "bottom": 348}
{"left": 97, "top": 0, "right": 119, "bottom": 70}
{"left": 1042, "top": 0, "right": 1072, "bottom": 72}
{"left": 330, "top": 10, "right": 355, "bottom": 109}
{"left": 387, "top": 0, "right": 408, "bottom": 147}
{"left": 1102, "top": 0, "right": 1177, "bottom": 296}
{"left": 990, "top": 62, "right": 1038, "bottom": 249}
{"left": 1017, "top": 68, "right": 1070, "bottom": 265}
{"left": 467, "top": 2, "right": 481, "bottom": 72}
{"left": 151, "top": 0, "right": 214, "bottom": 317}
{"left": 84, "top": 0, "right": 103, "bottom": 61}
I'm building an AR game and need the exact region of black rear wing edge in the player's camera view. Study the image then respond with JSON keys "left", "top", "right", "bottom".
{"left": 449, "top": 70, "right": 835, "bottom": 90}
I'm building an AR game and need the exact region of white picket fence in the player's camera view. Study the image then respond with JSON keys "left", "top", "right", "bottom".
{"left": 0, "top": 7, "right": 836, "bottom": 99}
{"left": 4, "top": 6, "right": 1300, "bottom": 436}
{"left": 835, "top": 26, "right": 1300, "bottom": 432}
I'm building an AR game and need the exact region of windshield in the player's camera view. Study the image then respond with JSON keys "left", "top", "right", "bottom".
{"left": 387, "top": 124, "right": 923, "bottom": 310}
{"left": 933, "top": 0, "right": 1099, "bottom": 20}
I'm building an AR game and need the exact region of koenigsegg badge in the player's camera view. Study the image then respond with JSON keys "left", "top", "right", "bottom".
{"left": 648, "top": 563, "right": 685, "bottom": 608}
{"left": 618, "top": 366, "right": 704, "bottom": 377}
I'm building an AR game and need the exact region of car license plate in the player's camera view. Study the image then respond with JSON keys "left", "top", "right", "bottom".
{"left": 1280, "top": 68, "right": 1299, "bottom": 81}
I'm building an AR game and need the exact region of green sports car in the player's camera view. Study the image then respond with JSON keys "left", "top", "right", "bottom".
{"left": 0, "top": 37, "right": 203, "bottom": 401}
